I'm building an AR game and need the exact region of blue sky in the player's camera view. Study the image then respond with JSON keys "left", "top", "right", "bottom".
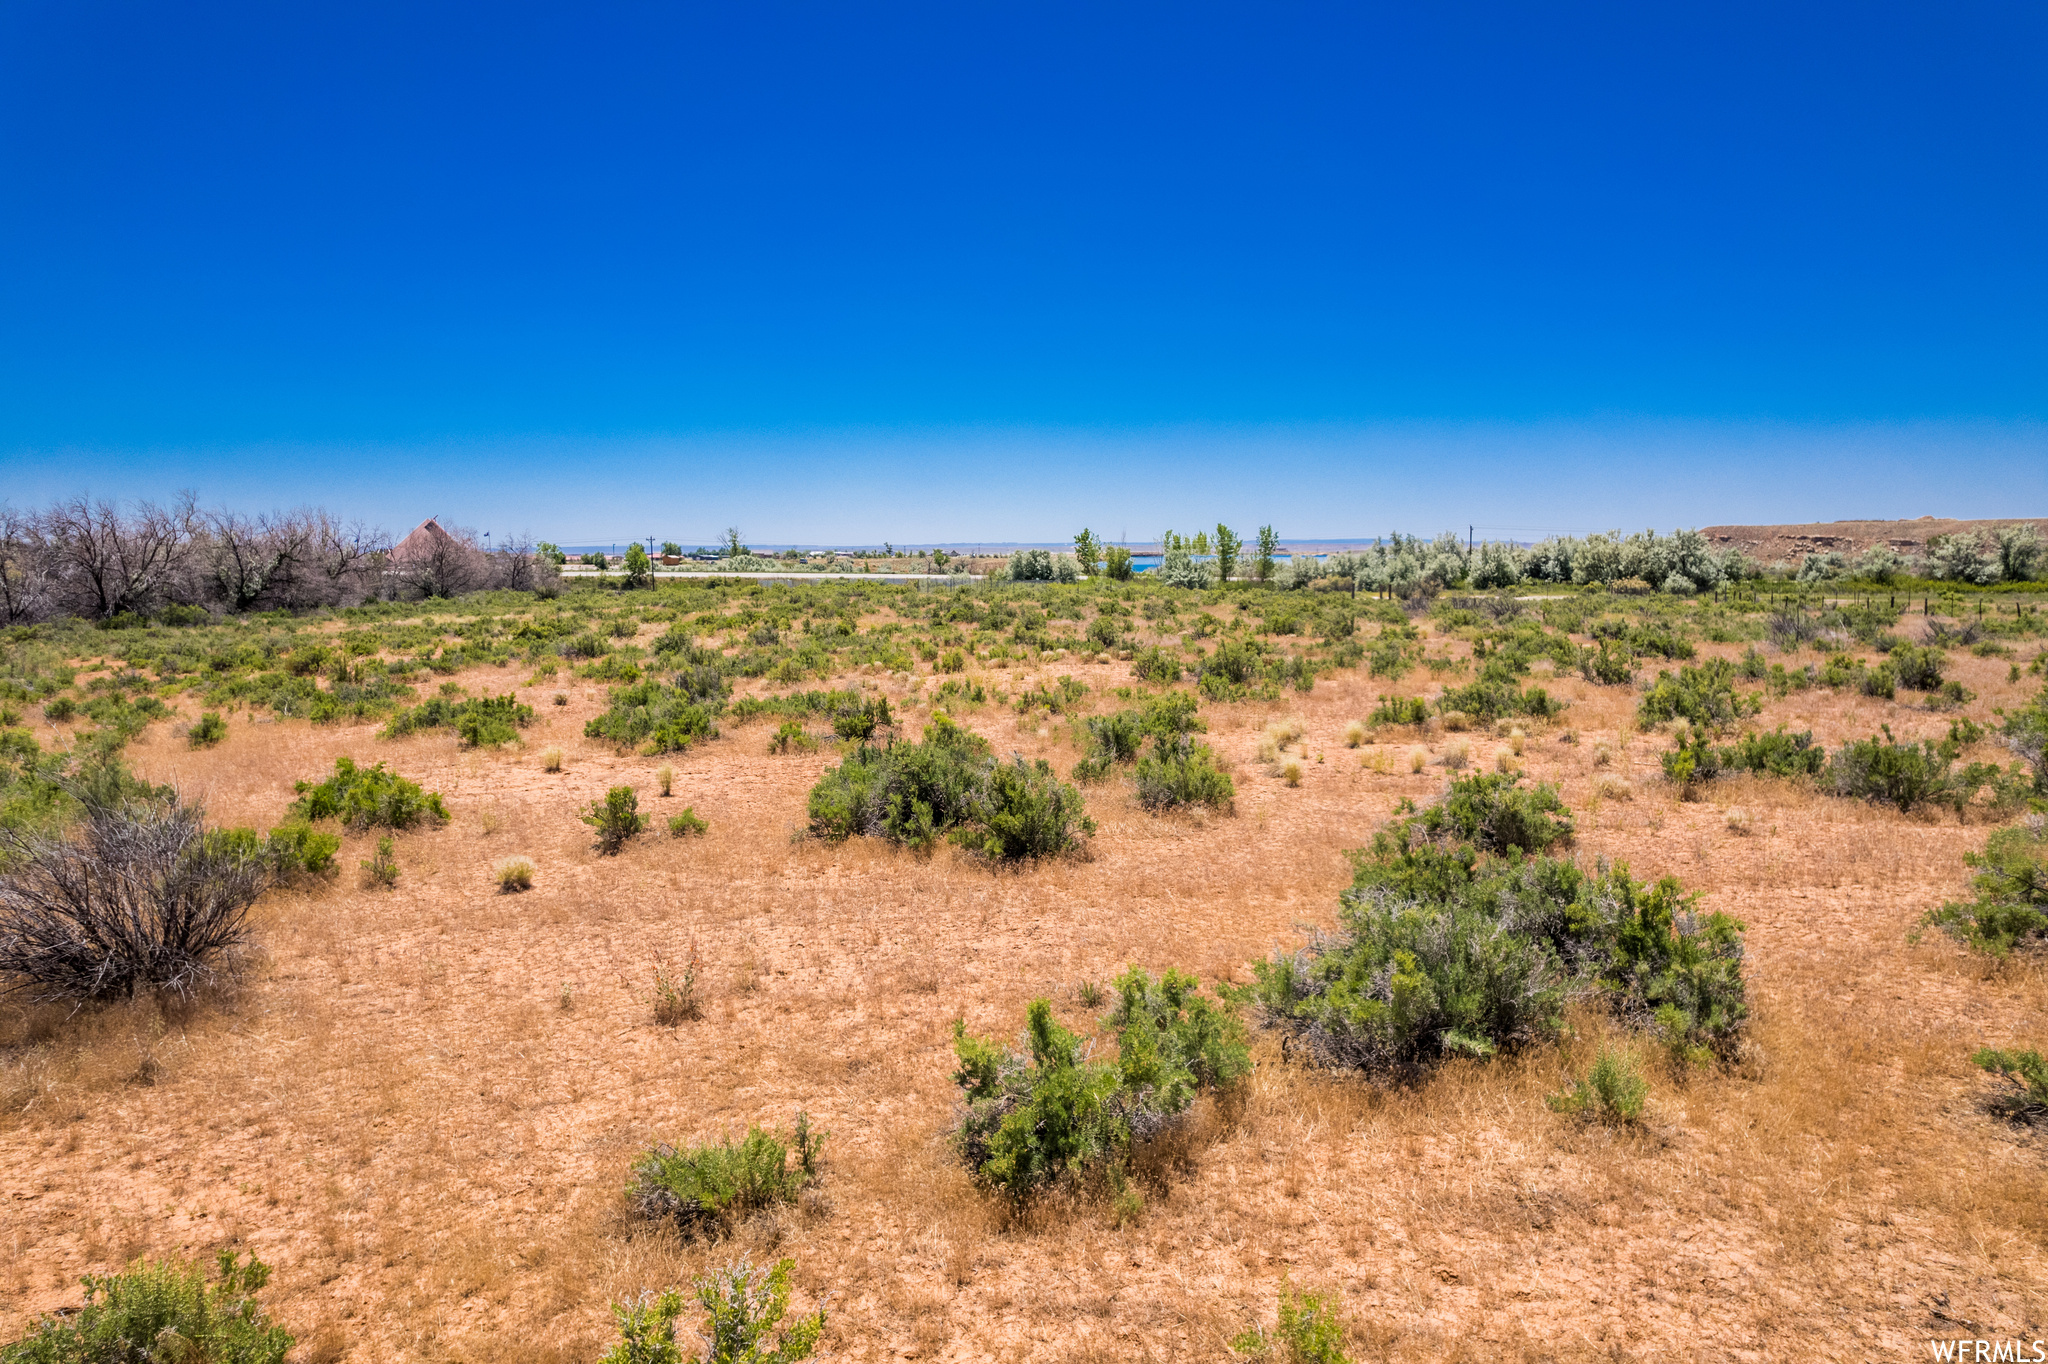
{"left": 2, "top": 1, "right": 2042, "bottom": 543}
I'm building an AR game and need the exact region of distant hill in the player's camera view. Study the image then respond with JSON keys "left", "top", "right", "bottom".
{"left": 1700, "top": 515, "right": 2048, "bottom": 566}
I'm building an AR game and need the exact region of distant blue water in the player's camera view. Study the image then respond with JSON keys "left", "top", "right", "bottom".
{"left": 1132, "top": 553, "right": 1311, "bottom": 573}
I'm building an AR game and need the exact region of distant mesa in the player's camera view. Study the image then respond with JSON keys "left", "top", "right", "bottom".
{"left": 1699, "top": 515, "right": 2047, "bottom": 562}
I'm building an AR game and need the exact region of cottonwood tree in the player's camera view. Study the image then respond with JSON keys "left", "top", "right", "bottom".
{"left": 1214, "top": 524, "right": 1241, "bottom": 582}
{"left": 45, "top": 494, "right": 198, "bottom": 618}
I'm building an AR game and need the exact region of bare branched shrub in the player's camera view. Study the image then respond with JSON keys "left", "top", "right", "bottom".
{"left": 0, "top": 802, "right": 265, "bottom": 1001}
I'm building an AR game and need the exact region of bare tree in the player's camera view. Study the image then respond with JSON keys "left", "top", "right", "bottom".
{"left": 257, "top": 509, "right": 322, "bottom": 610}
{"left": 44, "top": 494, "right": 199, "bottom": 619}
{"left": 204, "top": 508, "right": 277, "bottom": 613}
{"left": 316, "top": 514, "right": 389, "bottom": 605}
{"left": 0, "top": 505, "right": 58, "bottom": 624}
{"left": 486, "top": 532, "right": 563, "bottom": 596}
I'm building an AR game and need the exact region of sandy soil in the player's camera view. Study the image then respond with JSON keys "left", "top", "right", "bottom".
{"left": 1, "top": 626, "right": 2044, "bottom": 1362}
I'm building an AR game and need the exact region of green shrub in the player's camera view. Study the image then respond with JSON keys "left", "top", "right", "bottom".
{"left": 1999, "top": 681, "right": 2048, "bottom": 793}
{"left": 1075, "top": 694, "right": 1206, "bottom": 784}
{"left": 291, "top": 757, "right": 448, "bottom": 829}
{"left": 42, "top": 697, "right": 76, "bottom": 723}
{"left": 361, "top": 835, "right": 399, "bottom": 888}
{"left": 1578, "top": 641, "right": 1635, "bottom": 685}
{"left": 1547, "top": 1047, "right": 1649, "bottom": 1125}
{"left": 668, "top": 808, "right": 709, "bottom": 838}
{"left": 585, "top": 786, "right": 649, "bottom": 854}
{"left": 1231, "top": 1279, "right": 1353, "bottom": 1364}
{"left": 768, "top": 721, "right": 816, "bottom": 754}
{"left": 0, "top": 1251, "right": 292, "bottom": 1364}
{"left": 1133, "top": 737, "right": 1235, "bottom": 813}
{"left": 1436, "top": 669, "right": 1559, "bottom": 723}
{"left": 1014, "top": 677, "right": 1087, "bottom": 715}
{"left": 187, "top": 711, "right": 228, "bottom": 749}
{"left": 585, "top": 677, "right": 721, "bottom": 755}
{"left": 1397, "top": 771, "right": 1573, "bottom": 856}
{"left": 600, "top": 1259, "right": 823, "bottom": 1364}
{"left": 261, "top": 819, "right": 340, "bottom": 876}
{"left": 630, "top": 1114, "right": 825, "bottom": 1232}
{"left": 806, "top": 716, "right": 1092, "bottom": 859}
{"left": 1368, "top": 695, "right": 1429, "bottom": 728}
{"left": 601, "top": 1289, "right": 687, "bottom": 1364}
{"left": 1971, "top": 1047, "right": 2048, "bottom": 1122}
{"left": 966, "top": 756, "right": 1095, "bottom": 859}
{"left": 1921, "top": 819, "right": 2047, "bottom": 956}
{"left": 1251, "top": 783, "right": 1742, "bottom": 1076}
{"left": 1661, "top": 725, "right": 1827, "bottom": 790}
{"left": 1073, "top": 711, "right": 1146, "bottom": 781}
{"left": 1635, "top": 659, "right": 1759, "bottom": 732}
{"left": 1930, "top": 679, "right": 1976, "bottom": 710}
{"left": 1826, "top": 726, "right": 1953, "bottom": 812}
{"left": 381, "top": 693, "right": 534, "bottom": 747}
{"left": 951, "top": 968, "right": 1250, "bottom": 1205}
{"left": 1104, "top": 545, "right": 1135, "bottom": 580}
{"left": 1132, "top": 647, "right": 1182, "bottom": 683}
{"left": 829, "top": 696, "right": 893, "bottom": 740}
{"left": 496, "top": 858, "right": 534, "bottom": 893}
{"left": 1891, "top": 643, "right": 1947, "bottom": 691}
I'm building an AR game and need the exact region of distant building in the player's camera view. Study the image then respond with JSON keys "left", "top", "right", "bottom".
{"left": 390, "top": 516, "right": 462, "bottom": 566}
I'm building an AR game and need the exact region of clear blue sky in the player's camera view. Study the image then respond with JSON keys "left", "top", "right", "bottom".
{"left": 3, "top": 1, "right": 2042, "bottom": 543}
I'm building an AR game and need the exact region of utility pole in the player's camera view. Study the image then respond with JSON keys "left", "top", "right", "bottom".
{"left": 1468, "top": 524, "right": 1474, "bottom": 556}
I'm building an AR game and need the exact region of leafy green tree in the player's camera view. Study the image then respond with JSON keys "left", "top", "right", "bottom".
{"left": 1104, "top": 546, "right": 1134, "bottom": 581}
{"left": 537, "top": 541, "right": 567, "bottom": 568}
{"left": 1256, "top": 525, "right": 1279, "bottom": 583}
{"left": 1072, "top": 529, "right": 1103, "bottom": 577}
{"left": 724, "top": 527, "right": 748, "bottom": 558}
{"left": 623, "top": 543, "right": 655, "bottom": 589}
{"left": 661, "top": 541, "right": 682, "bottom": 557}
{"left": 1214, "top": 524, "right": 1241, "bottom": 582}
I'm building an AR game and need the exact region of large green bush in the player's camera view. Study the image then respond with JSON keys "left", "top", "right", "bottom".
{"left": 1395, "top": 771, "right": 1573, "bottom": 856}
{"left": 1070, "top": 695, "right": 1233, "bottom": 812}
{"left": 1132, "top": 736, "right": 1235, "bottom": 813}
{"left": 0, "top": 1251, "right": 292, "bottom": 1364}
{"left": 586, "top": 678, "right": 722, "bottom": 755}
{"left": 1661, "top": 725, "right": 1827, "bottom": 789}
{"left": 1251, "top": 778, "right": 1743, "bottom": 1076}
{"left": 1635, "top": 659, "right": 1759, "bottom": 732}
{"left": 1827, "top": 725, "right": 2030, "bottom": 815}
{"left": 381, "top": 692, "right": 534, "bottom": 747}
{"left": 806, "top": 715, "right": 1093, "bottom": 859}
{"left": 290, "top": 757, "right": 448, "bottom": 828}
{"left": 1437, "top": 664, "right": 1561, "bottom": 723}
{"left": 630, "top": 1114, "right": 825, "bottom": 1233}
{"left": 1921, "top": 819, "right": 2047, "bottom": 956}
{"left": 951, "top": 968, "right": 1250, "bottom": 1205}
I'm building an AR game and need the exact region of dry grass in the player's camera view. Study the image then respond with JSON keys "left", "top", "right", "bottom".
{"left": 1, "top": 635, "right": 2044, "bottom": 1358}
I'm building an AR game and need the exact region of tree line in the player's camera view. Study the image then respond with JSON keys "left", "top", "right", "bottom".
{"left": 0, "top": 495, "right": 560, "bottom": 624}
